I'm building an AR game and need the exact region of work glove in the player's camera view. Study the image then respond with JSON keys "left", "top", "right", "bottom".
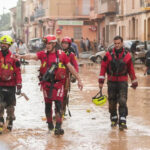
{"left": 16, "top": 84, "right": 22, "bottom": 95}
{"left": 131, "top": 81, "right": 138, "bottom": 89}
{"left": 99, "top": 79, "right": 104, "bottom": 84}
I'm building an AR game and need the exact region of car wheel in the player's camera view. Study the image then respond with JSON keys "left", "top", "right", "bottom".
{"left": 140, "top": 57, "right": 146, "bottom": 64}
{"left": 96, "top": 56, "right": 102, "bottom": 63}
{"left": 89, "top": 56, "right": 97, "bottom": 63}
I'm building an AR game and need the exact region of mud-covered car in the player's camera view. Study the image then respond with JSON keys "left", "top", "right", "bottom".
{"left": 89, "top": 40, "right": 144, "bottom": 63}
{"left": 134, "top": 44, "right": 147, "bottom": 63}
{"left": 89, "top": 50, "right": 106, "bottom": 63}
{"left": 28, "top": 38, "right": 44, "bottom": 52}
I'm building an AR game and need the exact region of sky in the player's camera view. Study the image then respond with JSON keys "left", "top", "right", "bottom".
{"left": 0, "top": 0, "right": 18, "bottom": 15}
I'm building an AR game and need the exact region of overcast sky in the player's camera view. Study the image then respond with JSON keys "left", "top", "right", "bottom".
{"left": 0, "top": 0, "right": 18, "bottom": 15}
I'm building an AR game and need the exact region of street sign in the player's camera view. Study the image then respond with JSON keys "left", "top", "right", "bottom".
{"left": 57, "top": 20, "right": 83, "bottom": 26}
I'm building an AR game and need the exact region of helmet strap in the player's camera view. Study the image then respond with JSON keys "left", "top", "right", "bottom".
{"left": 1, "top": 49, "right": 8, "bottom": 57}
{"left": 52, "top": 43, "right": 56, "bottom": 51}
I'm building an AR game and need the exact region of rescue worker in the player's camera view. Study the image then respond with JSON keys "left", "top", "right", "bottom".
{"left": 61, "top": 37, "right": 79, "bottom": 116}
{"left": 15, "top": 35, "right": 83, "bottom": 135}
{"left": 99, "top": 36, "right": 138, "bottom": 130}
{"left": 0, "top": 35, "right": 22, "bottom": 133}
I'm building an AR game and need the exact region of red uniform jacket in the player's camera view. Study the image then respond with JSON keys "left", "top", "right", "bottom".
{"left": 64, "top": 49, "right": 78, "bottom": 73}
{"left": 64, "top": 50, "right": 78, "bottom": 95}
{"left": 99, "top": 48, "right": 137, "bottom": 83}
{"left": 37, "top": 50, "right": 69, "bottom": 102}
{"left": 68, "top": 52, "right": 79, "bottom": 73}
{"left": 0, "top": 50, "right": 22, "bottom": 86}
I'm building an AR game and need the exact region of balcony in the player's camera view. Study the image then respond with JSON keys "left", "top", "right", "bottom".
{"left": 34, "top": 8, "right": 45, "bottom": 18}
{"left": 98, "top": 0, "right": 117, "bottom": 14}
{"left": 141, "top": 0, "right": 150, "bottom": 11}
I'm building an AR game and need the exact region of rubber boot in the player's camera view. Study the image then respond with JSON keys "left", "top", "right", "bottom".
{"left": 48, "top": 122, "right": 54, "bottom": 131}
{"left": 54, "top": 122, "right": 64, "bottom": 135}
{"left": 0, "top": 117, "right": 4, "bottom": 134}
{"left": 110, "top": 115, "right": 118, "bottom": 127}
{"left": 7, "top": 120, "right": 13, "bottom": 131}
{"left": 119, "top": 117, "right": 127, "bottom": 131}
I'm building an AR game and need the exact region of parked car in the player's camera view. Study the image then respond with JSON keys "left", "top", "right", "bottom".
{"left": 28, "top": 38, "right": 44, "bottom": 52}
{"left": 89, "top": 40, "right": 145, "bottom": 63}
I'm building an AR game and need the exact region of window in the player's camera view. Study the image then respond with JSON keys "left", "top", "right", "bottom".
{"left": 82, "top": 0, "right": 90, "bottom": 15}
{"left": 140, "top": 0, "right": 144, "bottom": 7}
{"left": 34, "top": 28, "right": 37, "bottom": 38}
{"left": 74, "top": 27, "right": 82, "bottom": 39}
{"left": 101, "top": 0, "right": 107, "bottom": 4}
{"left": 132, "top": 0, "right": 135, "bottom": 9}
{"left": 106, "top": 25, "right": 109, "bottom": 43}
{"left": 43, "top": 26, "right": 46, "bottom": 36}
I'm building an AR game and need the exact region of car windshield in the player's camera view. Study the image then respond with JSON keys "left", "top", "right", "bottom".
{"left": 124, "top": 41, "right": 132, "bottom": 48}
{"left": 30, "top": 38, "right": 41, "bottom": 44}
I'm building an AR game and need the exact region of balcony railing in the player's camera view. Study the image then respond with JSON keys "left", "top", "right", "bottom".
{"left": 140, "top": 0, "right": 150, "bottom": 7}
{"left": 34, "top": 8, "right": 45, "bottom": 18}
{"left": 98, "top": 0, "right": 117, "bottom": 14}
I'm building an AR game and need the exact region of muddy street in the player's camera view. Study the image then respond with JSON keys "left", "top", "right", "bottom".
{"left": 0, "top": 60, "right": 150, "bottom": 150}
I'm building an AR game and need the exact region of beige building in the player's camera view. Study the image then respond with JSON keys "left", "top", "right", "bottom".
{"left": 116, "top": 0, "right": 150, "bottom": 41}
{"left": 90, "top": 0, "right": 118, "bottom": 46}
{"left": 22, "top": 0, "right": 97, "bottom": 45}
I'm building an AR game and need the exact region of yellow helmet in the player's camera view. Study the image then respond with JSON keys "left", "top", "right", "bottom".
{"left": 0, "top": 35, "right": 13, "bottom": 46}
{"left": 92, "top": 90, "right": 107, "bottom": 106}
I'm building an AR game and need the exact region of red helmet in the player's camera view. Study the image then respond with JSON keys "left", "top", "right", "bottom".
{"left": 43, "top": 35, "right": 57, "bottom": 44}
{"left": 62, "top": 37, "right": 71, "bottom": 44}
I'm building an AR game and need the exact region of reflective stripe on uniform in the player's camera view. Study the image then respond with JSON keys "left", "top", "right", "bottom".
{"left": 58, "top": 62, "right": 66, "bottom": 69}
{"left": 111, "top": 116, "right": 118, "bottom": 119}
{"left": 132, "top": 79, "right": 137, "bottom": 83}
{"left": 42, "top": 61, "right": 46, "bottom": 67}
{"left": 120, "top": 117, "right": 126, "bottom": 121}
{"left": 99, "top": 76, "right": 105, "bottom": 79}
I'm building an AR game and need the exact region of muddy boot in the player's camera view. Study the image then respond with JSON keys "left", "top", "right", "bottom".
{"left": 119, "top": 117, "right": 127, "bottom": 131}
{"left": 7, "top": 120, "right": 13, "bottom": 131}
{"left": 54, "top": 123, "right": 64, "bottom": 135}
{"left": 119, "top": 122, "right": 127, "bottom": 131}
{"left": 48, "top": 122, "right": 54, "bottom": 131}
{"left": 110, "top": 115, "right": 118, "bottom": 127}
{"left": 111, "top": 121, "right": 118, "bottom": 127}
{"left": 0, "top": 117, "right": 4, "bottom": 134}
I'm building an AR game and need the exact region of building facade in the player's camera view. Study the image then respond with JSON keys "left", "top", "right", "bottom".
{"left": 20, "top": 0, "right": 97, "bottom": 44}
{"left": 90, "top": 0, "right": 118, "bottom": 46}
{"left": 10, "top": 0, "right": 150, "bottom": 48}
{"left": 116, "top": 0, "right": 150, "bottom": 41}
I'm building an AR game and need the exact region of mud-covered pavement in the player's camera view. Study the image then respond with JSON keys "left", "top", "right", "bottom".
{"left": 0, "top": 60, "right": 150, "bottom": 150}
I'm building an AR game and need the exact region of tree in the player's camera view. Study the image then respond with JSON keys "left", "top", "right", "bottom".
{"left": 0, "top": 13, "right": 11, "bottom": 31}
